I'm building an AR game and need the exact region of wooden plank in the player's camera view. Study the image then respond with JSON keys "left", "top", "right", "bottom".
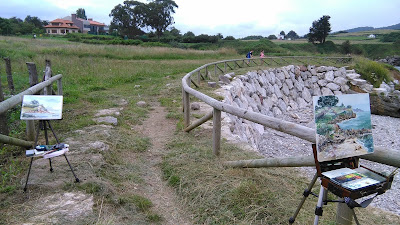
{"left": 184, "top": 110, "right": 213, "bottom": 132}
{"left": 190, "top": 79, "right": 199, "bottom": 88}
{"left": 223, "top": 156, "right": 315, "bottom": 168}
{"left": 183, "top": 89, "right": 190, "bottom": 128}
{"left": 212, "top": 108, "right": 221, "bottom": 156}
{"left": 0, "top": 133, "right": 33, "bottom": 148}
{"left": 0, "top": 74, "right": 62, "bottom": 115}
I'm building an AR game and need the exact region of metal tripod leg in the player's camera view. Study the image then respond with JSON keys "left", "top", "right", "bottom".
{"left": 314, "top": 185, "right": 327, "bottom": 225}
{"left": 23, "top": 157, "right": 34, "bottom": 192}
{"left": 64, "top": 154, "right": 80, "bottom": 183}
{"left": 289, "top": 172, "right": 319, "bottom": 224}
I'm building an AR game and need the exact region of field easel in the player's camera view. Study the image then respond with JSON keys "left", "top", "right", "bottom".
{"left": 22, "top": 95, "right": 79, "bottom": 192}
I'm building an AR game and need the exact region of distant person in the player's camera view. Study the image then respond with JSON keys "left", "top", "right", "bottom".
{"left": 33, "top": 34, "right": 36, "bottom": 39}
{"left": 260, "top": 50, "right": 265, "bottom": 58}
{"left": 246, "top": 50, "right": 253, "bottom": 59}
{"left": 246, "top": 50, "right": 253, "bottom": 64}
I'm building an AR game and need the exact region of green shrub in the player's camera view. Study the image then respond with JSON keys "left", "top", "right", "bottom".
{"left": 354, "top": 57, "right": 391, "bottom": 87}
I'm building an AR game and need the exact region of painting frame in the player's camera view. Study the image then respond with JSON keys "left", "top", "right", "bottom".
{"left": 20, "top": 95, "right": 63, "bottom": 120}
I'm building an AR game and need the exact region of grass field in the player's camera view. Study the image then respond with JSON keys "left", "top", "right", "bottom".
{"left": 0, "top": 36, "right": 399, "bottom": 224}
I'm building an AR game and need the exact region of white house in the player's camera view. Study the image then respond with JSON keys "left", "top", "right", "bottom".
{"left": 368, "top": 34, "right": 376, "bottom": 39}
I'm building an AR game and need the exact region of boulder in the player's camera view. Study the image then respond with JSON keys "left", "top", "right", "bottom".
{"left": 208, "top": 82, "right": 217, "bottom": 88}
{"left": 370, "top": 94, "right": 400, "bottom": 118}
{"left": 137, "top": 101, "right": 147, "bottom": 107}
{"left": 346, "top": 73, "right": 361, "bottom": 80}
{"left": 333, "top": 77, "right": 348, "bottom": 86}
{"left": 326, "top": 83, "right": 341, "bottom": 91}
{"left": 321, "top": 87, "right": 334, "bottom": 96}
{"left": 325, "top": 71, "right": 335, "bottom": 82}
{"left": 191, "top": 102, "right": 200, "bottom": 110}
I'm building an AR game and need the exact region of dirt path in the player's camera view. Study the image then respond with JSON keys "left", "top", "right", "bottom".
{"left": 134, "top": 103, "right": 192, "bottom": 225}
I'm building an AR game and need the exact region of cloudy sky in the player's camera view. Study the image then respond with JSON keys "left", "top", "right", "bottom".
{"left": 1, "top": 0, "right": 399, "bottom": 38}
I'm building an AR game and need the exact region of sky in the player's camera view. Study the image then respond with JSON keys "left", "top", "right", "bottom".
{"left": 1, "top": 0, "right": 399, "bottom": 38}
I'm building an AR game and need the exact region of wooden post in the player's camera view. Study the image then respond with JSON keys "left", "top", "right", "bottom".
{"left": 4, "top": 57, "right": 14, "bottom": 94}
{"left": 214, "top": 64, "right": 217, "bottom": 77}
{"left": 57, "top": 77, "right": 63, "bottom": 95}
{"left": 0, "top": 64, "right": 9, "bottom": 137}
{"left": 212, "top": 108, "right": 221, "bottom": 156}
{"left": 336, "top": 200, "right": 353, "bottom": 225}
{"left": 224, "top": 62, "right": 227, "bottom": 73}
{"left": 26, "top": 62, "right": 38, "bottom": 142}
{"left": 43, "top": 59, "right": 52, "bottom": 95}
{"left": 205, "top": 67, "right": 208, "bottom": 79}
{"left": 183, "top": 89, "right": 190, "bottom": 128}
{"left": 197, "top": 70, "right": 201, "bottom": 85}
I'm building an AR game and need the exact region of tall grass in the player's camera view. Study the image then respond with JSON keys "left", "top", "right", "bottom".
{"left": 354, "top": 57, "right": 391, "bottom": 87}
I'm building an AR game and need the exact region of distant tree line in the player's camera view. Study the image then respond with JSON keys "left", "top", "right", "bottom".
{"left": 0, "top": 16, "right": 47, "bottom": 35}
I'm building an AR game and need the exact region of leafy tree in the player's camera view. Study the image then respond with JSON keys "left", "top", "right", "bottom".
{"left": 342, "top": 40, "right": 351, "bottom": 54}
{"left": 109, "top": 1, "right": 146, "bottom": 38}
{"left": 216, "top": 33, "right": 223, "bottom": 39}
{"left": 267, "top": 34, "right": 277, "bottom": 40}
{"left": 76, "top": 8, "right": 87, "bottom": 20}
{"left": 182, "top": 31, "right": 195, "bottom": 43}
{"left": 142, "top": 0, "right": 178, "bottom": 39}
{"left": 280, "top": 31, "right": 285, "bottom": 36}
{"left": 308, "top": 15, "right": 331, "bottom": 44}
{"left": 286, "top": 30, "right": 299, "bottom": 39}
{"left": 317, "top": 95, "right": 339, "bottom": 108}
{"left": 224, "top": 36, "right": 235, "bottom": 40}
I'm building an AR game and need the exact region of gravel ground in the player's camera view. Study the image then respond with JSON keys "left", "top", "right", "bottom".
{"left": 256, "top": 110, "right": 400, "bottom": 215}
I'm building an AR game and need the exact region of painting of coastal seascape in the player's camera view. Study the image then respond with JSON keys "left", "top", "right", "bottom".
{"left": 20, "top": 95, "right": 63, "bottom": 120}
{"left": 313, "top": 93, "right": 374, "bottom": 162}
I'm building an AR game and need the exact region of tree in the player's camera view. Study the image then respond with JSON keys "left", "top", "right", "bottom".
{"left": 308, "top": 15, "right": 331, "bottom": 44}
{"left": 267, "top": 34, "right": 277, "bottom": 40}
{"left": 76, "top": 8, "right": 87, "bottom": 20}
{"left": 317, "top": 95, "right": 339, "bottom": 108}
{"left": 286, "top": 30, "right": 299, "bottom": 39}
{"left": 182, "top": 31, "right": 195, "bottom": 43}
{"left": 342, "top": 40, "right": 351, "bottom": 54}
{"left": 109, "top": 1, "right": 146, "bottom": 38}
{"left": 142, "top": 0, "right": 178, "bottom": 39}
{"left": 224, "top": 36, "right": 235, "bottom": 40}
{"left": 216, "top": 33, "right": 223, "bottom": 39}
{"left": 280, "top": 31, "right": 285, "bottom": 36}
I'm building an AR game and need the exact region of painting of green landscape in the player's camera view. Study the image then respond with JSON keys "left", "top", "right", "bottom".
{"left": 313, "top": 94, "right": 374, "bottom": 162}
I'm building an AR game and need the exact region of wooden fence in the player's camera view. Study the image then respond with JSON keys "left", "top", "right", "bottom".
{"left": 182, "top": 56, "right": 399, "bottom": 224}
{"left": 0, "top": 59, "right": 63, "bottom": 148}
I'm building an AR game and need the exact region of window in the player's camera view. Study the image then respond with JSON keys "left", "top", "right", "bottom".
{"left": 61, "top": 29, "right": 65, "bottom": 34}
{"left": 51, "top": 30, "right": 57, "bottom": 33}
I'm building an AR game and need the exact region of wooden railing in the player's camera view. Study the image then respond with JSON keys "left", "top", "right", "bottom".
{"left": 181, "top": 56, "right": 400, "bottom": 168}
{"left": 0, "top": 70, "right": 63, "bottom": 148}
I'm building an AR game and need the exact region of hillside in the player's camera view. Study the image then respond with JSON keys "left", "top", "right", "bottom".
{"left": 342, "top": 23, "right": 400, "bottom": 33}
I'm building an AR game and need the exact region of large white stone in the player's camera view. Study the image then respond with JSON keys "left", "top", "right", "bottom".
{"left": 302, "top": 88, "right": 312, "bottom": 103}
{"left": 350, "top": 78, "right": 367, "bottom": 86}
{"left": 333, "top": 91, "right": 343, "bottom": 95}
{"left": 313, "top": 87, "right": 322, "bottom": 96}
{"left": 346, "top": 73, "right": 361, "bottom": 80}
{"left": 326, "top": 83, "right": 341, "bottom": 91}
{"left": 277, "top": 99, "right": 287, "bottom": 112}
{"left": 360, "top": 84, "right": 374, "bottom": 92}
{"left": 274, "top": 84, "right": 283, "bottom": 98}
{"left": 285, "top": 79, "right": 294, "bottom": 89}
{"left": 272, "top": 107, "right": 282, "bottom": 116}
{"left": 268, "top": 72, "right": 276, "bottom": 84}
{"left": 297, "top": 97, "right": 308, "bottom": 109}
{"left": 325, "top": 71, "right": 335, "bottom": 82}
{"left": 321, "top": 87, "right": 334, "bottom": 96}
{"left": 333, "top": 77, "right": 348, "bottom": 86}
{"left": 318, "top": 79, "right": 328, "bottom": 87}
{"left": 282, "top": 83, "right": 290, "bottom": 96}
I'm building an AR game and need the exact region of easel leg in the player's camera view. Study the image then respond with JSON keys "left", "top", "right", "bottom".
{"left": 289, "top": 172, "right": 319, "bottom": 224}
{"left": 314, "top": 186, "right": 327, "bottom": 225}
{"left": 49, "top": 158, "right": 53, "bottom": 172}
{"left": 24, "top": 157, "right": 34, "bottom": 192}
{"left": 64, "top": 154, "right": 80, "bottom": 183}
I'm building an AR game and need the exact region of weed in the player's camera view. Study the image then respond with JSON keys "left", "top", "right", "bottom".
{"left": 354, "top": 57, "right": 391, "bottom": 87}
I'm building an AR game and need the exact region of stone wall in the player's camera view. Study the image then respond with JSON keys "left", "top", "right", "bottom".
{"left": 220, "top": 65, "right": 399, "bottom": 148}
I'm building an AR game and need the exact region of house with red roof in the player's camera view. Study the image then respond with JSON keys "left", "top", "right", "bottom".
{"left": 45, "top": 14, "right": 106, "bottom": 35}
{"left": 65, "top": 14, "right": 106, "bottom": 34}
{"left": 44, "top": 19, "right": 79, "bottom": 35}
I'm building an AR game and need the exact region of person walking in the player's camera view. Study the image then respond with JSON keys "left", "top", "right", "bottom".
{"left": 246, "top": 50, "right": 253, "bottom": 64}
{"left": 260, "top": 50, "right": 265, "bottom": 58}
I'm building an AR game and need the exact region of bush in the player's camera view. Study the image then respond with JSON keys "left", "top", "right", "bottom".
{"left": 380, "top": 32, "right": 400, "bottom": 42}
{"left": 354, "top": 57, "right": 391, "bottom": 87}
